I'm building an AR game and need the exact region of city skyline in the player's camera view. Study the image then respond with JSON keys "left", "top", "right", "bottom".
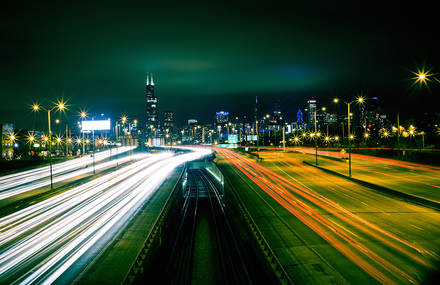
{"left": 1, "top": 1, "right": 439, "bottom": 128}
{"left": 1, "top": 2, "right": 440, "bottom": 283}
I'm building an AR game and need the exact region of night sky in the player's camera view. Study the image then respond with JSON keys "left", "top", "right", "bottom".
{"left": 1, "top": 1, "right": 439, "bottom": 128}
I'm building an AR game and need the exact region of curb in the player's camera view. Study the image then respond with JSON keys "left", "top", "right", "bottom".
{"left": 303, "top": 161, "right": 440, "bottom": 211}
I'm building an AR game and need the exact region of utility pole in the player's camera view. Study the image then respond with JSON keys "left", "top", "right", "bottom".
{"left": 65, "top": 124, "right": 68, "bottom": 156}
{"left": 48, "top": 111, "right": 53, "bottom": 190}
{"left": 314, "top": 111, "right": 318, "bottom": 165}
{"left": 314, "top": 111, "right": 317, "bottom": 133}
{"left": 92, "top": 119, "right": 96, "bottom": 175}
{"left": 255, "top": 96, "right": 259, "bottom": 154}
{"left": 397, "top": 113, "right": 400, "bottom": 150}
{"left": 282, "top": 126, "right": 286, "bottom": 152}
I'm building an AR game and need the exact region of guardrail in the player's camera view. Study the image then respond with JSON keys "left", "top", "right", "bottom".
{"left": 225, "top": 175, "right": 293, "bottom": 285}
{"left": 122, "top": 165, "right": 186, "bottom": 285}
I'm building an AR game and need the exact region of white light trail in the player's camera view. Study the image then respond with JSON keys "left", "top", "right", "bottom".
{"left": 0, "top": 146, "right": 136, "bottom": 200}
{"left": 0, "top": 146, "right": 135, "bottom": 191}
{"left": 0, "top": 147, "right": 211, "bottom": 284}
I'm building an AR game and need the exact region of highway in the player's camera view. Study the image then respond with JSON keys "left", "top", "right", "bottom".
{"left": 247, "top": 146, "right": 440, "bottom": 204}
{"left": 0, "top": 146, "right": 136, "bottom": 200}
{"left": 216, "top": 148, "right": 440, "bottom": 284}
{"left": 247, "top": 146, "right": 440, "bottom": 171}
{"left": 0, "top": 148, "right": 211, "bottom": 284}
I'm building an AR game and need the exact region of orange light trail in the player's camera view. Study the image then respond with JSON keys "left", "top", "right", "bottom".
{"left": 246, "top": 146, "right": 440, "bottom": 173}
{"left": 217, "top": 148, "right": 437, "bottom": 284}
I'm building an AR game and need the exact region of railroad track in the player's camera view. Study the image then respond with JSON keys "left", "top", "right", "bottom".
{"left": 161, "top": 168, "right": 252, "bottom": 285}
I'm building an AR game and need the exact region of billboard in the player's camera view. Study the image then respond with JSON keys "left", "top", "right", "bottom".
{"left": 228, "top": 134, "right": 238, "bottom": 144}
{"left": 81, "top": 120, "right": 111, "bottom": 131}
{"left": 246, "top": 135, "right": 258, "bottom": 141}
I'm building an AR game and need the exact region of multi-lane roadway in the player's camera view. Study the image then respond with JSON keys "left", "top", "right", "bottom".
{"left": 0, "top": 146, "right": 136, "bottom": 200}
{"left": 0, "top": 147, "right": 211, "bottom": 284}
{"left": 216, "top": 147, "right": 440, "bottom": 284}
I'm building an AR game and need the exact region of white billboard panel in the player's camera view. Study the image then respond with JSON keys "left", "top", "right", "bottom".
{"left": 81, "top": 120, "right": 111, "bottom": 131}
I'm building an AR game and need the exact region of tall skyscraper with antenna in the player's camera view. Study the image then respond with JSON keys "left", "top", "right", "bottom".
{"left": 145, "top": 73, "right": 158, "bottom": 137}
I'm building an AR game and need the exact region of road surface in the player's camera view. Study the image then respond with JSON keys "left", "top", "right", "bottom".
{"left": 0, "top": 148, "right": 211, "bottom": 284}
{"left": 216, "top": 148, "right": 440, "bottom": 284}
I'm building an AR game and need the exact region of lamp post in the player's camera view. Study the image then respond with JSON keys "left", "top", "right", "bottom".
{"left": 333, "top": 96, "right": 364, "bottom": 177}
{"left": 80, "top": 110, "right": 87, "bottom": 155}
{"left": 348, "top": 134, "right": 354, "bottom": 177}
{"left": 32, "top": 100, "right": 67, "bottom": 190}
{"left": 282, "top": 126, "right": 286, "bottom": 152}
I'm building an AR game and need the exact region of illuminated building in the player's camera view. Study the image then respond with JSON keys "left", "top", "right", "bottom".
{"left": 1, "top": 123, "right": 14, "bottom": 159}
{"left": 145, "top": 73, "right": 158, "bottom": 136}
{"left": 307, "top": 99, "right": 317, "bottom": 128}
{"left": 216, "top": 111, "right": 229, "bottom": 124}
{"left": 163, "top": 111, "right": 174, "bottom": 129}
{"left": 187, "top": 119, "right": 198, "bottom": 126}
{"left": 297, "top": 109, "right": 303, "bottom": 124}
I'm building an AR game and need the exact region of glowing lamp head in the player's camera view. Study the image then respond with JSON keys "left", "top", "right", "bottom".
{"left": 349, "top": 134, "right": 354, "bottom": 140}
{"left": 32, "top": 104, "right": 40, "bottom": 111}
{"left": 357, "top": 97, "right": 365, "bottom": 103}
{"left": 80, "top": 111, "right": 87, "bottom": 118}
{"left": 333, "top": 98, "right": 339, "bottom": 103}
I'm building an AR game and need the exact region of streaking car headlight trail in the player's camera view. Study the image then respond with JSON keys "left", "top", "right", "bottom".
{"left": 0, "top": 148, "right": 211, "bottom": 284}
{"left": 0, "top": 146, "right": 136, "bottom": 193}
{"left": 0, "top": 150, "right": 144, "bottom": 200}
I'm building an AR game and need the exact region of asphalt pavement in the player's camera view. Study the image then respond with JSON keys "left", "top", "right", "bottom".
{"left": 216, "top": 148, "right": 440, "bottom": 284}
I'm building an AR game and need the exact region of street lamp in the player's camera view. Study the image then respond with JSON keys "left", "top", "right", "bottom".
{"left": 79, "top": 110, "right": 88, "bottom": 155}
{"left": 333, "top": 96, "right": 365, "bottom": 137}
{"left": 26, "top": 133, "right": 35, "bottom": 144}
{"left": 333, "top": 96, "right": 365, "bottom": 177}
{"left": 412, "top": 68, "right": 440, "bottom": 86}
{"left": 31, "top": 99, "right": 67, "bottom": 190}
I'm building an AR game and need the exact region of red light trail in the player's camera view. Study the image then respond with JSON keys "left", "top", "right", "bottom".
{"left": 216, "top": 148, "right": 439, "bottom": 284}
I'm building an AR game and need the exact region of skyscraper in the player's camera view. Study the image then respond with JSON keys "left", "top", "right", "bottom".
{"left": 145, "top": 73, "right": 158, "bottom": 136}
{"left": 307, "top": 99, "right": 317, "bottom": 128}
{"left": 163, "top": 111, "right": 174, "bottom": 129}
{"left": 215, "top": 111, "right": 229, "bottom": 124}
